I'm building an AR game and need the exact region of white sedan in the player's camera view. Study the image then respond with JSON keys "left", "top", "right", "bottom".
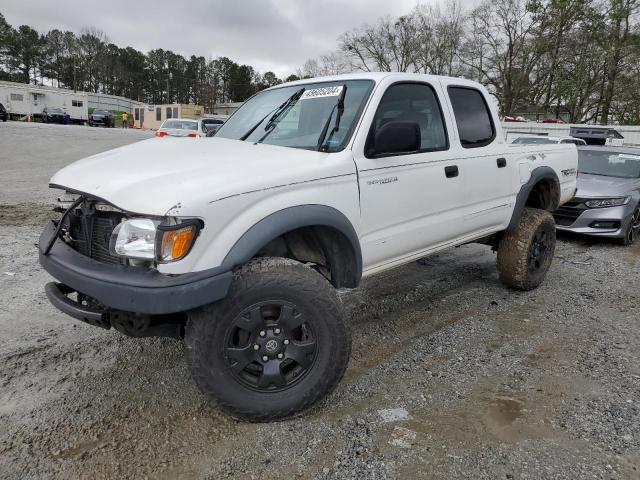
{"left": 155, "top": 119, "right": 202, "bottom": 138}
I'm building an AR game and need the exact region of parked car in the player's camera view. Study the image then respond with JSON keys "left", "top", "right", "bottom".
{"left": 512, "top": 136, "right": 586, "bottom": 146}
{"left": 201, "top": 117, "right": 227, "bottom": 136}
{"left": 155, "top": 118, "right": 201, "bottom": 137}
{"left": 554, "top": 146, "right": 640, "bottom": 245}
{"left": 0, "top": 102, "right": 8, "bottom": 122}
{"left": 42, "top": 107, "right": 67, "bottom": 124}
{"left": 39, "top": 73, "right": 577, "bottom": 421}
{"left": 89, "top": 110, "right": 114, "bottom": 128}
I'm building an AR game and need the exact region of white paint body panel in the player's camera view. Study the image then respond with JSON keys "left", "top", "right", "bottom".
{"left": 49, "top": 72, "right": 578, "bottom": 276}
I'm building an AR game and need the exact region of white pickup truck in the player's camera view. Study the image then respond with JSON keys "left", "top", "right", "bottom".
{"left": 39, "top": 73, "right": 577, "bottom": 421}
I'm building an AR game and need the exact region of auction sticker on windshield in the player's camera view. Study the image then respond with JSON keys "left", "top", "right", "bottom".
{"left": 301, "top": 86, "right": 344, "bottom": 100}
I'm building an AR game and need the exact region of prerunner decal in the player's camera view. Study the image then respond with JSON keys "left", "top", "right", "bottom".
{"left": 301, "top": 86, "right": 344, "bottom": 100}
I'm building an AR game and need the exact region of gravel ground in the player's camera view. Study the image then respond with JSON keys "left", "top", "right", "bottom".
{"left": 0, "top": 122, "right": 638, "bottom": 479}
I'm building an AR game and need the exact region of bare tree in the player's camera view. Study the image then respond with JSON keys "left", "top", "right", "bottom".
{"left": 339, "top": 15, "right": 416, "bottom": 72}
{"left": 411, "top": 0, "right": 464, "bottom": 75}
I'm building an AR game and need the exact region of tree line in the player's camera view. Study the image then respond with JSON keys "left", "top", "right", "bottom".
{"left": 301, "top": 0, "right": 640, "bottom": 125}
{"left": 1, "top": 1, "right": 639, "bottom": 124}
{"left": 0, "top": 13, "right": 295, "bottom": 111}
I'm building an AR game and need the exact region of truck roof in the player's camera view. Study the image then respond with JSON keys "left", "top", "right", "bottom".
{"left": 278, "top": 72, "right": 481, "bottom": 89}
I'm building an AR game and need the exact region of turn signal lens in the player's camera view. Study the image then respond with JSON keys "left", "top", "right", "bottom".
{"left": 159, "top": 225, "right": 197, "bottom": 262}
{"left": 155, "top": 131, "right": 168, "bottom": 137}
{"left": 187, "top": 133, "right": 201, "bottom": 138}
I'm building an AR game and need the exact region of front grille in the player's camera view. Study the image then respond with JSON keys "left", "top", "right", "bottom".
{"left": 554, "top": 198, "right": 587, "bottom": 227}
{"left": 65, "top": 207, "right": 125, "bottom": 265}
{"left": 90, "top": 215, "right": 122, "bottom": 264}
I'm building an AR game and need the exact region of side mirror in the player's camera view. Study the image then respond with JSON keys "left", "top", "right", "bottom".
{"left": 369, "top": 121, "right": 421, "bottom": 157}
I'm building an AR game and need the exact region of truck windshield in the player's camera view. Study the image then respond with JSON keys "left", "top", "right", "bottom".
{"left": 579, "top": 150, "right": 640, "bottom": 178}
{"left": 215, "top": 80, "right": 374, "bottom": 152}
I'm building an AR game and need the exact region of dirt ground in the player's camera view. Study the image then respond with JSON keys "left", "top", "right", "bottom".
{"left": 0, "top": 122, "right": 638, "bottom": 479}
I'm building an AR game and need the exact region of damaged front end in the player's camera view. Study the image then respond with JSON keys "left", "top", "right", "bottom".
{"left": 39, "top": 192, "right": 232, "bottom": 337}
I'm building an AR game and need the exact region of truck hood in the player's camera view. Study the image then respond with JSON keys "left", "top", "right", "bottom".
{"left": 50, "top": 137, "right": 349, "bottom": 216}
{"left": 576, "top": 173, "right": 640, "bottom": 198}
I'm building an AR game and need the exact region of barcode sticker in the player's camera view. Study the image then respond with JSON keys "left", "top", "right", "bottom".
{"left": 301, "top": 86, "right": 343, "bottom": 100}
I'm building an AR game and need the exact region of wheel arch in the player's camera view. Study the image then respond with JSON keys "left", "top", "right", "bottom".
{"left": 507, "top": 167, "right": 561, "bottom": 232}
{"left": 221, "top": 205, "right": 362, "bottom": 288}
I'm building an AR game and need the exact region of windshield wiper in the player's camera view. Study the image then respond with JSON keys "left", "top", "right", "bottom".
{"left": 240, "top": 87, "right": 305, "bottom": 142}
{"left": 316, "top": 85, "right": 347, "bottom": 152}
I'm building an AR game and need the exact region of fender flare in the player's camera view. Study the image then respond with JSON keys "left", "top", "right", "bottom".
{"left": 507, "top": 166, "right": 560, "bottom": 232}
{"left": 221, "top": 205, "right": 362, "bottom": 285}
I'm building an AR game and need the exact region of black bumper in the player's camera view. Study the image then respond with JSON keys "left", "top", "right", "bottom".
{"left": 39, "top": 221, "right": 233, "bottom": 315}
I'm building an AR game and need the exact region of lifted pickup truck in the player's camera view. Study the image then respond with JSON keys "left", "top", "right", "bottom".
{"left": 39, "top": 73, "right": 577, "bottom": 421}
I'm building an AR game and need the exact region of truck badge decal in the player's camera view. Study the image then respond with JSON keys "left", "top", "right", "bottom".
{"left": 561, "top": 168, "right": 577, "bottom": 177}
{"left": 367, "top": 176, "right": 398, "bottom": 186}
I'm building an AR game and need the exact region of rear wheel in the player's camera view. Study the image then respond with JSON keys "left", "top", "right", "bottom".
{"left": 185, "top": 257, "right": 351, "bottom": 421}
{"left": 497, "top": 208, "right": 556, "bottom": 290}
{"left": 619, "top": 207, "right": 640, "bottom": 246}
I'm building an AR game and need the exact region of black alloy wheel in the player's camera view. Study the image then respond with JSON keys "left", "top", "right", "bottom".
{"left": 528, "top": 228, "right": 551, "bottom": 273}
{"left": 224, "top": 301, "right": 317, "bottom": 391}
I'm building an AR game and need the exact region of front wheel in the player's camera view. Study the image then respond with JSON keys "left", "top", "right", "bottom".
{"left": 185, "top": 257, "right": 351, "bottom": 421}
{"left": 619, "top": 207, "right": 640, "bottom": 246}
{"left": 497, "top": 208, "right": 556, "bottom": 291}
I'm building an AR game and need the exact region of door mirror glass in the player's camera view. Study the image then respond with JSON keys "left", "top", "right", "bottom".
{"left": 369, "top": 121, "right": 421, "bottom": 157}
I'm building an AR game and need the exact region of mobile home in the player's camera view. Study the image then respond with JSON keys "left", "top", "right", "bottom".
{"left": 0, "top": 80, "right": 89, "bottom": 122}
{"left": 133, "top": 103, "right": 205, "bottom": 130}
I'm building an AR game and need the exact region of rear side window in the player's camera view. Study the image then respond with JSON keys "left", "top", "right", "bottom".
{"left": 448, "top": 87, "right": 495, "bottom": 148}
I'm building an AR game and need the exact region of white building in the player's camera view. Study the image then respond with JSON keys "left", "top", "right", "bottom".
{"left": 0, "top": 80, "right": 89, "bottom": 122}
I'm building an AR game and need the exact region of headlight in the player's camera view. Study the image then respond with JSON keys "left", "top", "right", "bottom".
{"left": 584, "top": 197, "right": 630, "bottom": 208}
{"left": 109, "top": 218, "right": 201, "bottom": 262}
{"left": 110, "top": 218, "right": 159, "bottom": 259}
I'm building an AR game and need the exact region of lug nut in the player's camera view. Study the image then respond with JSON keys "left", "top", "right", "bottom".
{"left": 277, "top": 353, "right": 284, "bottom": 359}
{"left": 274, "top": 328, "right": 281, "bottom": 334}
{"left": 262, "top": 355, "right": 269, "bottom": 362}
{"left": 259, "top": 330, "right": 266, "bottom": 337}
{"left": 253, "top": 344, "right": 259, "bottom": 350}
{"left": 283, "top": 339, "right": 290, "bottom": 345}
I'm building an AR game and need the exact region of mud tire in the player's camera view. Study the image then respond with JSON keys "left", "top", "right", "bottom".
{"left": 497, "top": 208, "right": 556, "bottom": 291}
{"left": 184, "top": 257, "right": 351, "bottom": 422}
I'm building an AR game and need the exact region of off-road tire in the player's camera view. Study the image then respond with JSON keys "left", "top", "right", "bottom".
{"left": 497, "top": 207, "right": 556, "bottom": 291}
{"left": 184, "top": 257, "right": 351, "bottom": 422}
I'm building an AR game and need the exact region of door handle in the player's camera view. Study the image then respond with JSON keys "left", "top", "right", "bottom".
{"left": 497, "top": 157, "right": 507, "bottom": 168}
{"left": 444, "top": 165, "right": 459, "bottom": 178}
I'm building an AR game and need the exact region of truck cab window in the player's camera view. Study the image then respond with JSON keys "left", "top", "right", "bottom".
{"left": 367, "top": 83, "right": 448, "bottom": 157}
{"left": 447, "top": 86, "right": 495, "bottom": 148}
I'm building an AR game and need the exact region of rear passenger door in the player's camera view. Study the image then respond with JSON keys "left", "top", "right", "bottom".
{"left": 353, "top": 80, "right": 466, "bottom": 272}
{"left": 444, "top": 84, "right": 513, "bottom": 235}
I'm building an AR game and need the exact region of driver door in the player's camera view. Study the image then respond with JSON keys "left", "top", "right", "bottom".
{"left": 353, "top": 81, "right": 466, "bottom": 272}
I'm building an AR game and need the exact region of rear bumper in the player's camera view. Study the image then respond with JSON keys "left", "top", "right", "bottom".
{"left": 39, "top": 221, "right": 232, "bottom": 315}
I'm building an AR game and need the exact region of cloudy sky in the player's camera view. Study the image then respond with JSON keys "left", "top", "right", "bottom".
{"left": 2, "top": 0, "right": 477, "bottom": 77}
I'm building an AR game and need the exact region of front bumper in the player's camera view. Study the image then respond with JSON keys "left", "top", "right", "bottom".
{"left": 39, "top": 221, "right": 232, "bottom": 315}
{"left": 555, "top": 204, "right": 630, "bottom": 238}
